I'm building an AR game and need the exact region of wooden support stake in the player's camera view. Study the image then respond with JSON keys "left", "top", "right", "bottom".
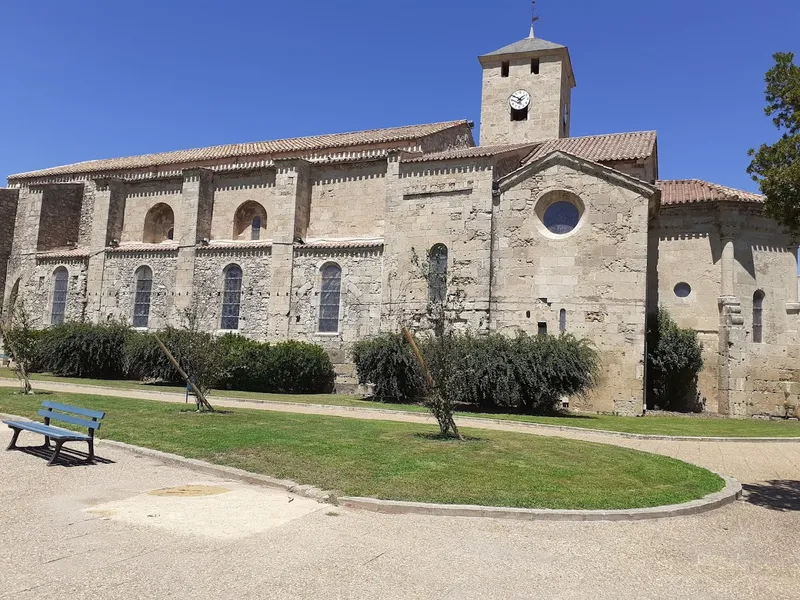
{"left": 153, "top": 334, "right": 214, "bottom": 412}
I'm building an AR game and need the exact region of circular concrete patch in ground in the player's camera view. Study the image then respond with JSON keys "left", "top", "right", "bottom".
{"left": 148, "top": 484, "right": 231, "bottom": 497}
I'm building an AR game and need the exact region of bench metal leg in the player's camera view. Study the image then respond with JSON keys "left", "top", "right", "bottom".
{"left": 42, "top": 436, "right": 51, "bottom": 449}
{"left": 6, "top": 428, "right": 21, "bottom": 451}
{"left": 47, "top": 440, "right": 65, "bottom": 467}
{"left": 87, "top": 439, "right": 95, "bottom": 464}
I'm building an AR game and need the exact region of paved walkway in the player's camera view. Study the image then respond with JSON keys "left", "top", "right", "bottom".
{"left": 2, "top": 378, "right": 800, "bottom": 487}
{"left": 1, "top": 426, "right": 799, "bottom": 599}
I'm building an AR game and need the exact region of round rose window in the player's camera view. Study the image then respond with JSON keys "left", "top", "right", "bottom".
{"left": 543, "top": 201, "right": 581, "bottom": 235}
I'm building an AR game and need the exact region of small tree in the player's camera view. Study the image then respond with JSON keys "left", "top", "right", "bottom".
{"left": 647, "top": 308, "right": 704, "bottom": 412}
{"left": 402, "top": 327, "right": 462, "bottom": 440}
{"left": 0, "top": 300, "right": 37, "bottom": 394}
{"left": 747, "top": 52, "right": 800, "bottom": 235}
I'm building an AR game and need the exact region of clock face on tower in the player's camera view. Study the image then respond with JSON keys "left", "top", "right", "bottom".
{"left": 509, "top": 89, "right": 531, "bottom": 110}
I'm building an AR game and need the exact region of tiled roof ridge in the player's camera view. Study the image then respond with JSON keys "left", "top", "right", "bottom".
{"left": 403, "top": 142, "right": 536, "bottom": 163}
{"left": 656, "top": 179, "right": 765, "bottom": 205}
{"left": 9, "top": 120, "right": 471, "bottom": 181}
{"left": 523, "top": 130, "right": 657, "bottom": 164}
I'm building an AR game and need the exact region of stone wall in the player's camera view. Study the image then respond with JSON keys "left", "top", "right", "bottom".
{"left": 15, "top": 256, "right": 89, "bottom": 327}
{"left": 493, "top": 153, "right": 656, "bottom": 415}
{"left": 289, "top": 246, "right": 384, "bottom": 389}
{"left": 480, "top": 52, "right": 569, "bottom": 146}
{"left": 37, "top": 184, "right": 84, "bottom": 252}
{"left": 99, "top": 249, "right": 178, "bottom": 329}
{"left": 121, "top": 179, "right": 183, "bottom": 243}
{"left": 307, "top": 161, "right": 387, "bottom": 240}
{"left": 192, "top": 247, "right": 272, "bottom": 337}
{"left": 655, "top": 203, "right": 800, "bottom": 416}
{"left": 0, "top": 189, "right": 19, "bottom": 313}
{"left": 211, "top": 170, "right": 277, "bottom": 241}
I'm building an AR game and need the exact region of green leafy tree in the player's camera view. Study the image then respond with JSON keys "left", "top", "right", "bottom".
{"left": 747, "top": 52, "right": 800, "bottom": 234}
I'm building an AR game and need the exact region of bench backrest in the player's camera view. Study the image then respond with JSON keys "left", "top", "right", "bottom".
{"left": 38, "top": 401, "right": 106, "bottom": 436}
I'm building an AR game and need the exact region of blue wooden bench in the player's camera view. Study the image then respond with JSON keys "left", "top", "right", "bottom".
{"left": 3, "top": 401, "right": 106, "bottom": 466}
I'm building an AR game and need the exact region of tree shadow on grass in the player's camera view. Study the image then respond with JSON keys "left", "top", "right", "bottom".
{"left": 11, "top": 445, "right": 115, "bottom": 467}
{"left": 177, "top": 409, "right": 235, "bottom": 416}
{"left": 742, "top": 480, "right": 800, "bottom": 511}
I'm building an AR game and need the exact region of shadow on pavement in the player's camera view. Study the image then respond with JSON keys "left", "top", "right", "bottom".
{"left": 742, "top": 480, "right": 800, "bottom": 511}
{"left": 10, "top": 445, "right": 115, "bottom": 467}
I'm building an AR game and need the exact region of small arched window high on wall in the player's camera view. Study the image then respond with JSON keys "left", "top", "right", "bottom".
{"left": 319, "top": 263, "right": 342, "bottom": 333}
{"left": 559, "top": 309, "right": 567, "bottom": 333}
{"left": 753, "top": 290, "right": 765, "bottom": 343}
{"left": 221, "top": 264, "right": 243, "bottom": 330}
{"left": 50, "top": 268, "right": 69, "bottom": 325}
{"left": 132, "top": 266, "right": 153, "bottom": 328}
{"left": 143, "top": 203, "right": 175, "bottom": 243}
{"left": 428, "top": 244, "right": 448, "bottom": 304}
{"left": 233, "top": 201, "right": 268, "bottom": 241}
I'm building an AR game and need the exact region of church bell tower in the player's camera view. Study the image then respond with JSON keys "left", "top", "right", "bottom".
{"left": 478, "top": 21, "right": 576, "bottom": 147}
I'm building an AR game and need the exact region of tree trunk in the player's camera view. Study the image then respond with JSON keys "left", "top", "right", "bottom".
{"left": 153, "top": 334, "right": 215, "bottom": 412}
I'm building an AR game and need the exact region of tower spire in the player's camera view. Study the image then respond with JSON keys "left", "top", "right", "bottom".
{"left": 529, "top": 1, "right": 540, "bottom": 38}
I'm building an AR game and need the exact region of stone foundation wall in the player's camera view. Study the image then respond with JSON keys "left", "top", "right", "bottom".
{"left": 192, "top": 248, "right": 272, "bottom": 337}
{"left": 99, "top": 250, "right": 178, "bottom": 329}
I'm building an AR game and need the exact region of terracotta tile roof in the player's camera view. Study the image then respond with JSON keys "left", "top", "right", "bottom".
{"left": 9, "top": 121, "right": 471, "bottom": 180}
{"left": 197, "top": 241, "right": 273, "bottom": 251}
{"left": 656, "top": 180, "right": 765, "bottom": 206}
{"left": 403, "top": 143, "right": 536, "bottom": 163}
{"left": 525, "top": 131, "right": 657, "bottom": 163}
{"left": 296, "top": 239, "right": 384, "bottom": 250}
{"left": 106, "top": 243, "right": 180, "bottom": 253}
{"left": 35, "top": 248, "right": 90, "bottom": 260}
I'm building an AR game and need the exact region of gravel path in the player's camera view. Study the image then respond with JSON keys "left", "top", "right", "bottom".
{"left": 1, "top": 426, "right": 799, "bottom": 600}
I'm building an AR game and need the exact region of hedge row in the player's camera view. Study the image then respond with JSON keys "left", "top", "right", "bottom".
{"left": 25, "top": 323, "right": 335, "bottom": 394}
{"left": 351, "top": 331, "right": 599, "bottom": 414}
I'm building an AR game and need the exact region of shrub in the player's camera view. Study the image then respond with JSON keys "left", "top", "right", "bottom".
{"left": 35, "top": 322, "right": 130, "bottom": 379}
{"left": 218, "top": 335, "right": 335, "bottom": 394}
{"left": 351, "top": 330, "right": 599, "bottom": 413}
{"left": 647, "top": 308, "right": 704, "bottom": 412}
{"left": 123, "top": 330, "right": 180, "bottom": 383}
{"left": 423, "top": 332, "right": 599, "bottom": 414}
{"left": 351, "top": 333, "right": 425, "bottom": 403}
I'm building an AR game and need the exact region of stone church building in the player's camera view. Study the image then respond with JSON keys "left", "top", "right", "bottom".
{"left": 2, "top": 29, "right": 798, "bottom": 417}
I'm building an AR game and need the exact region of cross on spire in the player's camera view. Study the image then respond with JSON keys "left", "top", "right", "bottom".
{"left": 529, "top": 1, "right": 540, "bottom": 38}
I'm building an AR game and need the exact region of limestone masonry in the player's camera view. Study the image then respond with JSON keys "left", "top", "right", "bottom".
{"left": 3, "top": 28, "right": 798, "bottom": 417}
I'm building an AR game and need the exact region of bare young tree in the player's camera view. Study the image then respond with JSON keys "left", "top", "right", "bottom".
{"left": 0, "top": 300, "right": 36, "bottom": 395}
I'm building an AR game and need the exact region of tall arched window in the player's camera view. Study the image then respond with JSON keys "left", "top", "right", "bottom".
{"left": 6, "top": 278, "right": 20, "bottom": 320}
{"left": 143, "top": 203, "right": 175, "bottom": 243}
{"left": 319, "top": 263, "right": 342, "bottom": 333}
{"left": 753, "top": 290, "right": 765, "bottom": 343}
{"left": 251, "top": 216, "right": 262, "bottom": 241}
{"left": 428, "top": 244, "right": 448, "bottom": 304}
{"left": 221, "top": 265, "right": 243, "bottom": 330}
{"left": 50, "top": 268, "right": 68, "bottom": 325}
{"left": 133, "top": 266, "right": 153, "bottom": 328}
{"left": 559, "top": 309, "right": 567, "bottom": 333}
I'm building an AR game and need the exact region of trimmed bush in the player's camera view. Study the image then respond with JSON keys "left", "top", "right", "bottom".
{"left": 351, "top": 331, "right": 599, "bottom": 413}
{"left": 351, "top": 333, "right": 425, "bottom": 403}
{"left": 35, "top": 322, "right": 130, "bottom": 379}
{"left": 218, "top": 335, "right": 335, "bottom": 394}
{"left": 647, "top": 308, "right": 704, "bottom": 412}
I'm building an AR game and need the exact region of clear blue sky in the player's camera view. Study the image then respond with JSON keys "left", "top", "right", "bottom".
{"left": 2, "top": 0, "right": 798, "bottom": 191}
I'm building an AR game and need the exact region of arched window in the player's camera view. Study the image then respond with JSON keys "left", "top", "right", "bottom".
{"left": 753, "top": 290, "right": 765, "bottom": 343}
{"left": 319, "top": 264, "right": 342, "bottom": 333}
{"left": 51, "top": 267, "right": 69, "bottom": 325}
{"left": 559, "top": 309, "right": 567, "bottom": 333}
{"left": 428, "top": 244, "right": 448, "bottom": 304}
{"left": 132, "top": 266, "right": 153, "bottom": 328}
{"left": 233, "top": 201, "right": 268, "bottom": 241}
{"left": 143, "top": 203, "right": 175, "bottom": 243}
{"left": 221, "top": 265, "right": 243, "bottom": 330}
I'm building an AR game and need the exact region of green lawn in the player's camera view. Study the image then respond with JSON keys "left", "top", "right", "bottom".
{"left": 3, "top": 369, "right": 799, "bottom": 437}
{"left": 0, "top": 389, "right": 724, "bottom": 510}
